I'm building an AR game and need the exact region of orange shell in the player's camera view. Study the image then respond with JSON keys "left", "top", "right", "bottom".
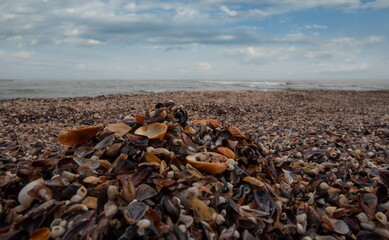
{"left": 82, "top": 196, "right": 98, "bottom": 209}
{"left": 186, "top": 152, "right": 228, "bottom": 174}
{"left": 192, "top": 119, "right": 221, "bottom": 128}
{"left": 29, "top": 227, "right": 51, "bottom": 240}
{"left": 134, "top": 123, "right": 168, "bottom": 139}
{"left": 228, "top": 125, "right": 246, "bottom": 138}
{"left": 58, "top": 125, "right": 103, "bottom": 146}
{"left": 145, "top": 152, "right": 162, "bottom": 163}
{"left": 184, "top": 126, "right": 197, "bottom": 134}
{"left": 135, "top": 114, "right": 148, "bottom": 124}
{"left": 216, "top": 146, "right": 236, "bottom": 159}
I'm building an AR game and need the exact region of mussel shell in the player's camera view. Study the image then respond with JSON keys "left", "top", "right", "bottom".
{"left": 126, "top": 134, "right": 149, "bottom": 147}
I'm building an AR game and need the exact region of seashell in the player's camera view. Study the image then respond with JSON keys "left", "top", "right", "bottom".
{"left": 375, "top": 212, "right": 388, "bottom": 225}
{"left": 74, "top": 146, "right": 95, "bottom": 158}
{"left": 217, "top": 146, "right": 236, "bottom": 159}
{"left": 373, "top": 227, "right": 389, "bottom": 238}
{"left": 186, "top": 163, "right": 205, "bottom": 179}
{"left": 29, "top": 227, "right": 51, "bottom": 240}
{"left": 253, "top": 189, "right": 276, "bottom": 217}
{"left": 58, "top": 125, "right": 103, "bottom": 146}
{"left": 74, "top": 157, "right": 100, "bottom": 169}
{"left": 219, "top": 224, "right": 239, "bottom": 240}
{"left": 243, "top": 176, "right": 264, "bottom": 188}
{"left": 186, "top": 152, "right": 228, "bottom": 174}
{"left": 126, "top": 133, "right": 150, "bottom": 146}
{"left": 57, "top": 157, "right": 78, "bottom": 170}
{"left": 135, "top": 114, "right": 148, "bottom": 124}
{"left": 134, "top": 122, "right": 168, "bottom": 139}
{"left": 28, "top": 184, "right": 53, "bottom": 202}
{"left": 104, "top": 201, "right": 118, "bottom": 217}
{"left": 107, "top": 122, "right": 131, "bottom": 137}
{"left": 356, "top": 231, "right": 382, "bottom": 240}
{"left": 145, "top": 152, "right": 162, "bottom": 163}
{"left": 184, "top": 126, "right": 196, "bottom": 134}
{"left": 179, "top": 214, "right": 194, "bottom": 228}
{"left": 192, "top": 119, "right": 221, "bottom": 128}
{"left": 95, "top": 135, "right": 114, "bottom": 150}
{"left": 136, "top": 184, "right": 157, "bottom": 201}
{"left": 144, "top": 109, "right": 167, "bottom": 124}
{"left": 136, "top": 219, "right": 151, "bottom": 236}
{"left": 105, "top": 142, "right": 123, "bottom": 157}
{"left": 107, "top": 185, "right": 118, "bottom": 201}
{"left": 18, "top": 178, "right": 44, "bottom": 208}
{"left": 124, "top": 201, "right": 148, "bottom": 224}
{"left": 327, "top": 218, "right": 350, "bottom": 234}
{"left": 71, "top": 186, "right": 87, "bottom": 202}
{"left": 51, "top": 226, "right": 66, "bottom": 239}
{"left": 227, "top": 125, "right": 246, "bottom": 138}
{"left": 83, "top": 176, "right": 100, "bottom": 184}
{"left": 190, "top": 197, "right": 215, "bottom": 221}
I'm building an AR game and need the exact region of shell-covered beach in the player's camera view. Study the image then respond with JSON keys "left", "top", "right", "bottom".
{"left": 1, "top": 90, "right": 389, "bottom": 239}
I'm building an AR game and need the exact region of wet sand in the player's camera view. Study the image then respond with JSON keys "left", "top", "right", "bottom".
{"left": 1, "top": 90, "right": 388, "bottom": 161}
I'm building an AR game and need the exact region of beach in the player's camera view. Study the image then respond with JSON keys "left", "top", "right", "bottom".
{"left": 1, "top": 90, "right": 389, "bottom": 239}
{"left": 1, "top": 90, "right": 388, "bottom": 158}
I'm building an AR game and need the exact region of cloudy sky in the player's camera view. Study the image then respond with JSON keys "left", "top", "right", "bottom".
{"left": 0, "top": 0, "right": 388, "bottom": 81}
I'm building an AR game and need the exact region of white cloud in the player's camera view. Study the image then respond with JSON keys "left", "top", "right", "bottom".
{"left": 220, "top": 6, "right": 238, "bottom": 17}
{"left": 305, "top": 24, "right": 327, "bottom": 29}
{"left": 197, "top": 62, "right": 212, "bottom": 71}
{"left": 365, "top": 36, "right": 386, "bottom": 43}
{"left": 362, "top": 0, "right": 389, "bottom": 9}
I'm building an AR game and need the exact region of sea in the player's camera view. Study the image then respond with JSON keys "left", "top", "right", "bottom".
{"left": 0, "top": 79, "right": 388, "bottom": 100}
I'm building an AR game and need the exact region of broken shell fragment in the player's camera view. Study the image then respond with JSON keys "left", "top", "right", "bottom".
{"left": 18, "top": 178, "right": 44, "bottom": 208}
{"left": 124, "top": 201, "right": 148, "bottom": 224}
{"left": 186, "top": 152, "right": 228, "bottom": 174}
{"left": 217, "top": 146, "right": 236, "bottom": 159}
{"left": 134, "top": 122, "right": 168, "bottom": 139}
{"left": 29, "top": 227, "right": 51, "bottom": 240}
{"left": 58, "top": 125, "right": 103, "bottom": 146}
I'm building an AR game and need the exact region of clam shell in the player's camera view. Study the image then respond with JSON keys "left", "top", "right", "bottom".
{"left": 134, "top": 123, "right": 168, "bottom": 139}
{"left": 58, "top": 125, "right": 103, "bottom": 146}
{"left": 216, "top": 146, "right": 236, "bottom": 159}
{"left": 186, "top": 152, "right": 228, "bottom": 174}
{"left": 107, "top": 122, "right": 131, "bottom": 137}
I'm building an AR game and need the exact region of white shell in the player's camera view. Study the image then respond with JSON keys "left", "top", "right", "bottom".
{"left": 18, "top": 178, "right": 44, "bottom": 208}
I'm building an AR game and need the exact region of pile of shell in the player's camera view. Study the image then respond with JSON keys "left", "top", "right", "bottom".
{"left": 0, "top": 101, "right": 388, "bottom": 240}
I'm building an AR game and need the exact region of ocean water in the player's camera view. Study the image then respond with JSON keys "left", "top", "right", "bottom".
{"left": 0, "top": 79, "right": 388, "bottom": 100}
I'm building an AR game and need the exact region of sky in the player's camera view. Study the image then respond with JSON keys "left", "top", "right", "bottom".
{"left": 0, "top": 0, "right": 388, "bottom": 81}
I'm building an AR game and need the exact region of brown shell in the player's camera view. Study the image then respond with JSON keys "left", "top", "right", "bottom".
{"left": 227, "top": 125, "right": 246, "bottom": 138}
{"left": 192, "top": 119, "right": 221, "bottom": 128}
{"left": 58, "top": 125, "right": 103, "bottom": 146}
{"left": 134, "top": 123, "right": 168, "bottom": 139}
{"left": 216, "top": 146, "right": 236, "bottom": 159}
{"left": 135, "top": 114, "right": 148, "bottom": 125}
{"left": 107, "top": 122, "right": 131, "bottom": 137}
{"left": 82, "top": 196, "right": 98, "bottom": 209}
{"left": 186, "top": 152, "right": 228, "bottom": 174}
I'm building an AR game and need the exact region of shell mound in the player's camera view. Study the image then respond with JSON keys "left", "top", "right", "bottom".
{"left": 0, "top": 101, "right": 388, "bottom": 240}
